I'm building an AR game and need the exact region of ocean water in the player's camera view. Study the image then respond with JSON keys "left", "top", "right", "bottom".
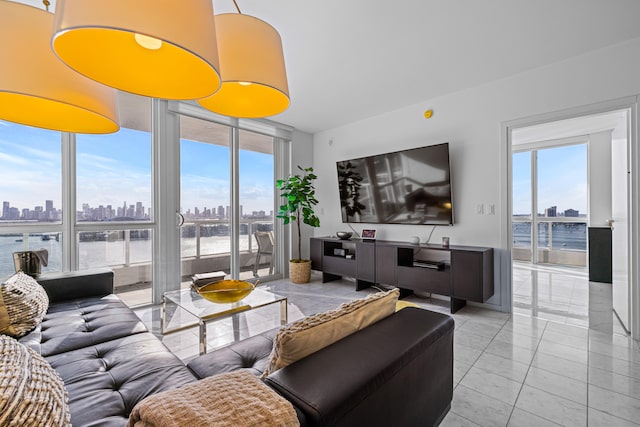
{"left": 512, "top": 222, "right": 587, "bottom": 250}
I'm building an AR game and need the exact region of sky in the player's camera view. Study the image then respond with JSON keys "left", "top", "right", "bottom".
{"left": 512, "top": 144, "right": 587, "bottom": 216}
{"left": 0, "top": 120, "right": 274, "bottom": 215}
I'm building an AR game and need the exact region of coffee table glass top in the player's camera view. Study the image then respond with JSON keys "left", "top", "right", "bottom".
{"left": 163, "top": 287, "right": 286, "bottom": 320}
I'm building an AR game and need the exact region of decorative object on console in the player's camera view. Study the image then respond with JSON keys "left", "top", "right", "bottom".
{"left": 410, "top": 236, "right": 420, "bottom": 244}
{"left": 333, "top": 248, "right": 348, "bottom": 257}
{"left": 195, "top": 280, "right": 256, "bottom": 304}
{"left": 277, "top": 166, "right": 320, "bottom": 284}
{"left": 262, "top": 289, "right": 399, "bottom": 377}
{"left": 442, "top": 236, "right": 450, "bottom": 248}
{"left": 0, "top": 335, "right": 71, "bottom": 427}
{"left": 361, "top": 229, "right": 376, "bottom": 242}
{"left": 336, "top": 231, "right": 353, "bottom": 240}
{"left": 0, "top": 272, "right": 49, "bottom": 338}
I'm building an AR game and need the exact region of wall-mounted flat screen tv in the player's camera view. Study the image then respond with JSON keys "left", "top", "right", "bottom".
{"left": 337, "top": 143, "right": 453, "bottom": 225}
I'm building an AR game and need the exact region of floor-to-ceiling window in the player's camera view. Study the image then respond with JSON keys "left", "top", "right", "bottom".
{"left": 239, "top": 129, "right": 276, "bottom": 279}
{"left": 75, "top": 94, "right": 153, "bottom": 305}
{"left": 0, "top": 121, "right": 64, "bottom": 277}
{"left": 1, "top": 96, "right": 291, "bottom": 307}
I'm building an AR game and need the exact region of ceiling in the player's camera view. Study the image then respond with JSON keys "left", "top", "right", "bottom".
{"left": 512, "top": 110, "right": 628, "bottom": 146}
{"left": 15, "top": 0, "right": 640, "bottom": 134}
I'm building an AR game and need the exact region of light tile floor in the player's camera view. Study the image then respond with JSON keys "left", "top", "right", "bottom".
{"left": 133, "top": 267, "right": 640, "bottom": 427}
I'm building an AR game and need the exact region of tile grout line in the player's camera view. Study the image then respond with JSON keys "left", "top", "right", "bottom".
{"left": 503, "top": 317, "right": 554, "bottom": 427}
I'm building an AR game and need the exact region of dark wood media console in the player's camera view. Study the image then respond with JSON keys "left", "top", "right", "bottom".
{"left": 310, "top": 237, "right": 494, "bottom": 313}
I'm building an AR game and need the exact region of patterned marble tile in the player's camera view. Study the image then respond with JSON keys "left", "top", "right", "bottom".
{"left": 514, "top": 385, "right": 587, "bottom": 426}
{"left": 459, "top": 366, "right": 523, "bottom": 405}
{"left": 451, "top": 385, "right": 513, "bottom": 427}
{"left": 523, "top": 366, "right": 587, "bottom": 405}
{"left": 588, "top": 366, "right": 640, "bottom": 398}
{"left": 530, "top": 351, "right": 588, "bottom": 383}
{"left": 441, "top": 411, "right": 482, "bottom": 427}
{"left": 507, "top": 408, "right": 562, "bottom": 427}
{"left": 473, "top": 352, "right": 530, "bottom": 384}
{"left": 587, "top": 407, "right": 639, "bottom": 427}
{"left": 587, "top": 384, "right": 640, "bottom": 424}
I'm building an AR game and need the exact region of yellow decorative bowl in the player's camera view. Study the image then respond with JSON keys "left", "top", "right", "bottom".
{"left": 196, "top": 280, "right": 255, "bottom": 303}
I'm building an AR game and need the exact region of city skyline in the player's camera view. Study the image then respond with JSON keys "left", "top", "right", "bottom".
{"left": 0, "top": 199, "right": 273, "bottom": 222}
{"left": 0, "top": 120, "right": 275, "bottom": 215}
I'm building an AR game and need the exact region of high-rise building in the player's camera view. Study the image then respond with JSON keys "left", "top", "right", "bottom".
{"left": 2, "top": 201, "right": 9, "bottom": 219}
{"left": 564, "top": 208, "right": 579, "bottom": 217}
{"left": 545, "top": 206, "right": 557, "bottom": 217}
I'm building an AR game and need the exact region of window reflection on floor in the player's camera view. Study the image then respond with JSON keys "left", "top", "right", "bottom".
{"left": 512, "top": 261, "right": 626, "bottom": 335}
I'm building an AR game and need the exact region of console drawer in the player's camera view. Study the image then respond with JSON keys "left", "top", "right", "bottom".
{"left": 323, "top": 256, "right": 357, "bottom": 277}
{"left": 397, "top": 265, "right": 450, "bottom": 295}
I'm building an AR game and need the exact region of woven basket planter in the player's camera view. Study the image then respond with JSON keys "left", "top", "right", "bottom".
{"left": 289, "top": 260, "right": 311, "bottom": 284}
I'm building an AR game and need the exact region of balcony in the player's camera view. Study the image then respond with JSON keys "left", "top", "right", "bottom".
{"left": 1, "top": 218, "right": 275, "bottom": 306}
{"left": 512, "top": 218, "right": 587, "bottom": 267}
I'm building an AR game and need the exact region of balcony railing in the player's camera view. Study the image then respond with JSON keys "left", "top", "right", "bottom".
{"left": 1, "top": 218, "right": 274, "bottom": 284}
{"left": 512, "top": 217, "right": 587, "bottom": 267}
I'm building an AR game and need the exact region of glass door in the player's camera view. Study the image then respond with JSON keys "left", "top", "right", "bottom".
{"left": 179, "top": 115, "right": 232, "bottom": 285}
{"left": 238, "top": 129, "right": 276, "bottom": 280}
{"left": 512, "top": 144, "right": 588, "bottom": 267}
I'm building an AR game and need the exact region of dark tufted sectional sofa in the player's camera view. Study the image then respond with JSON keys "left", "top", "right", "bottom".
{"left": 20, "top": 268, "right": 454, "bottom": 427}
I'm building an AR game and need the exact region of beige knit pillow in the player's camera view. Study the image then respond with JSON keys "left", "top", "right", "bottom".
{"left": 262, "top": 289, "right": 399, "bottom": 377}
{"left": 0, "top": 335, "right": 71, "bottom": 426}
{"left": 0, "top": 272, "right": 49, "bottom": 338}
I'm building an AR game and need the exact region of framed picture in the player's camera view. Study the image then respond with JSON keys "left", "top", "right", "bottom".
{"left": 361, "top": 229, "right": 376, "bottom": 240}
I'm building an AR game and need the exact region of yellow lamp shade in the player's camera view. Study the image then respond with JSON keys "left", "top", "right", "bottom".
{"left": 52, "top": 0, "right": 221, "bottom": 100}
{"left": 198, "top": 14, "right": 290, "bottom": 118}
{"left": 0, "top": 2, "right": 118, "bottom": 134}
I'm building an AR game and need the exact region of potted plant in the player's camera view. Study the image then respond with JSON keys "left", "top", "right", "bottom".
{"left": 277, "top": 166, "right": 320, "bottom": 283}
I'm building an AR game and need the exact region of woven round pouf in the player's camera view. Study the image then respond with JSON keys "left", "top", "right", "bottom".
{"left": 0, "top": 335, "right": 70, "bottom": 426}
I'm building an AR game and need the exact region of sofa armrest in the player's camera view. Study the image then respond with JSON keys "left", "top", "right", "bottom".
{"left": 36, "top": 268, "right": 114, "bottom": 303}
{"left": 264, "top": 307, "right": 454, "bottom": 427}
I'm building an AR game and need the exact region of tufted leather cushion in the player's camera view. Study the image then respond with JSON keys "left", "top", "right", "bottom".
{"left": 19, "top": 294, "right": 147, "bottom": 357}
{"left": 45, "top": 332, "right": 198, "bottom": 426}
{"left": 188, "top": 328, "right": 278, "bottom": 379}
{"left": 0, "top": 272, "right": 49, "bottom": 338}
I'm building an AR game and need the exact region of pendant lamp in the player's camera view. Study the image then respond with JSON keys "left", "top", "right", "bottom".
{"left": 0, "top": 2, "right": 118, "bottom": 134}
{"left": 198, "top": 13, "right": 290, "bottom": 118}
{"left": 52, "top": 0, "right": 221, "bottom": 100}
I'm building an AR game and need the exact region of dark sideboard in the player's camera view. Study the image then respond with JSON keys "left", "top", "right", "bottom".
{"left": 310, "top": 237, "right": 494, "bottom": 313}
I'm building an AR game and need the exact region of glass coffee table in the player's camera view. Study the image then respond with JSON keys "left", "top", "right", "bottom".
{"left": 162, "top": 287, "right": 288, "bottom": 355}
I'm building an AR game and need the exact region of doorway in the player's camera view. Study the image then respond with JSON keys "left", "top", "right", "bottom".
{"left": 508, "top": 108, "right": 632, "bottom": 335}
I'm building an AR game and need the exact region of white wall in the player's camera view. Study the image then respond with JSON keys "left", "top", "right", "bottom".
{"left": 589, "top": 130, "right": 613, "bottom": 226}
{"left": 311, "top": 37, "right": 640, "bottom": 312}
{"left": 289, "top": 129, "right": 314, "bottom": 260}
